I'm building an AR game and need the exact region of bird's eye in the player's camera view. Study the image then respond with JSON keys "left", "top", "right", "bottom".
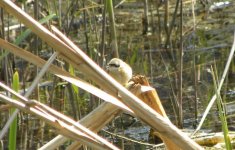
{"left": 109, "top": 63, "right": 120, "bottom": 68}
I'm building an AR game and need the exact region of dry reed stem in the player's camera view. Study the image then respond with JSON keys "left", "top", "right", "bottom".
{"left": 0, "top": 93, "right": 117, "bottom": 150}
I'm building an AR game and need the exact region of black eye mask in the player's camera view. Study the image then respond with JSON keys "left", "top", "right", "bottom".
{"left": 109, "top": 63, "right": 120, "bottom": 68}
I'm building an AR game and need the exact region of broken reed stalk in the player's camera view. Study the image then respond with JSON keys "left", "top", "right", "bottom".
{"left": 0, "top": 1, "right": 203, "bottom": 149}
{"left": 129, "top": 76, "right": 181, "bottom": 150}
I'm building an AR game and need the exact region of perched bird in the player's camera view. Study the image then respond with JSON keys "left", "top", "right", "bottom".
{"left": 106, "top": 58, "right": 132, "bottom": 86}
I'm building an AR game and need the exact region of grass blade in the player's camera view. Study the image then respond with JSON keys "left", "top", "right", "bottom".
{"left": 211, "top": 66, "right": 232, "bottom": 150}
{"left": 8, "top": 71, "right": 20, "bottom": 150}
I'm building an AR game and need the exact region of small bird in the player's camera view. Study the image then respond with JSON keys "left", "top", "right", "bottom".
{"left": 106, "top": 58, "right": 132, "bottom": 86}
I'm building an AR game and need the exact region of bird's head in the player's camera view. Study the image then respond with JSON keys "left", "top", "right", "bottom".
{"left": 106, "top": 58, "right": 132, "bottom": 86}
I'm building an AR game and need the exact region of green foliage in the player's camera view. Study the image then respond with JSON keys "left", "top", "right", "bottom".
{"left": 143, "top": 59, "right": 149, "bottom": 75}
{"left": 8, "top": 71, "right": 20, "bottom": 150}
{"left": 196, "top": 30, "right": 207, "bottom": 47}
{"left": 69, "top": 64, "right": 79, "bottom": 94}
{"left": 129, "top": 48, "right": 137, "bottom": 66}
{"left": 0, "top": 14, "right": 56, "bottom": 61}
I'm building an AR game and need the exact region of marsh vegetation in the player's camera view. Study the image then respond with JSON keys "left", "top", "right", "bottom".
{"left": 0, "top": 0, "right": 235, "bottom": 149}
